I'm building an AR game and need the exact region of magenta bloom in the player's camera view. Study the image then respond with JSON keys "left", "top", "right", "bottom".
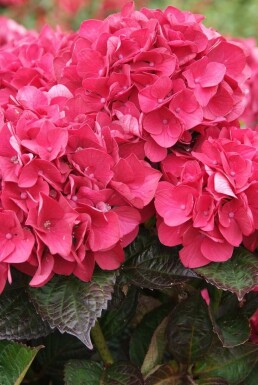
{"left": 0, "top": 3, "right": 255, "bottom": 291}
{"left": 155, "top": 126, "right": 258, "bottom": 267}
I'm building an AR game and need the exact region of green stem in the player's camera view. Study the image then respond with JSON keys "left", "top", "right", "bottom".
{"left": 91, "top": 321, "right": 114, "bottom": 366}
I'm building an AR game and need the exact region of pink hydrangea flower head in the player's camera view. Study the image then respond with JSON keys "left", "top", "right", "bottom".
{"left": 0, "top": 1, "right": 255, "bottom": 291}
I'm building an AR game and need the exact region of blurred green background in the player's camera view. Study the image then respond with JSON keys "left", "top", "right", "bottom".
{"left": 0, "top": 0, "right": 258, "bottom": 39}
{"left": 152, "top": 0, "right": 258, "bottom": 39}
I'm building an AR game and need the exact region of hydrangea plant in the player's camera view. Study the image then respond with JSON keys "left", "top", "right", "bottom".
{"left": 0, "top": 3, "right": 257, "bottom": 384}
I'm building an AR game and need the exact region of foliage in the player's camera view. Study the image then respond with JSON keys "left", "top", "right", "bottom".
{"left": 0, "top": 226, "right": 254, "bottom": 384}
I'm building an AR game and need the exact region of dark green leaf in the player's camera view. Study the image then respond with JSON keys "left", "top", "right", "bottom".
{"left": 194, "top": 343, "right": 258, "bottom": 384}
{"left": 213, "top": 291, "right": 239, "bottom": 319}
{"left": 100, "top": 285, "right": 138, "bottom": 339}
{"left": 167, "top": 295, "right": 213, "bottom": 364}
{"left": 64, "top": 360, "right": 144, "bottom": 385}
{"left": 206, "top": 290, "right": 251, "bottom": 347}
{"left": 195, "top": 247, "right": 258, "bottom": 300}
{"left": 125, "top": 227, "right": 153, "bottom": 258}
{"left": 0, "top": 340, "right": 42, "bottom": 385}
{"left": 28, "top": 271, "right": 115, "bottom": 349}
{"left": 241, "top": 362, "right": 258, "bottom": 385}
{"left": 31, "top": 331, "right": 91, "bottom": 384}
{"left": 123, "top": 235, "right": 197, "bottom": 289}
{"left": 105, "top": 361, "right": 144, "bottom": 385}
{"left": 145, "top": 364, "right": 182, "bottom": 385}
{"left": 195, "top": 378, "right": 229, "bottom": 385}
{"left": 64, "top": 360, "right": 102, "bottom": 385}
{"left": 213, "top": 314, "right": 250, "bottom": 348}
{"left": 141, "top": 317, "right": 168, "bottom": 376}
{"left": 0, "top": 283, "right": 50, "bottom": 341}
{"left": 132, "top": 294, "right": 162, "bottom": 326}
{"left": 241, "top": 292, "right": 258, "bottom": 318}
{"left": 129, "top": 304, "right": 171, "bottom": 367}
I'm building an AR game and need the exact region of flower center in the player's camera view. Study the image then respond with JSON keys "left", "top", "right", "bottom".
{"left": 20, "top": 192, "right": 28, "bottom": 200}
{"left": 75, "top": 114, "right": 86, "bottom": 123}
{"left": 11, "top": 155, "right": 19, "bottom": 164}
{"left": 5, "top": 233, "right": 12, "bottom": 240}
{"left": 228, "top": 212, "right": 235, "bottom": 218}
{"left": 49, "top": 189, "right": 57, "bottom": 198}
{"left": 96, "top": 201, "right": 111, "bottom": 212}
{"left": 43, "top": 220, "right": 52, "bottom": 230}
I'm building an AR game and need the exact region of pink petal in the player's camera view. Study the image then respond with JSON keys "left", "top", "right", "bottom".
{"left": 29, "top": 253, "right": 54, "bottom": 287}
{"left": 180, "top": 242, "right": 209, "bottom": 268}
{"left": 73, "top": 252, "right": 95, "bottom": 282}
{"left": 155, "top": 184, "right": 195, "bottom": 226}
{"left": 214, "top": 173, "right": 236, "bottom": 198}
{"left": 88, "top": 210, "right": 121, "bottom": 252}
{"left": 0, "top": 264, "right": 8, "bottom": 294}
{"left": 113, "top": 206, "right": 141, "bottom": 238}
{"left": 94, "top": 244, "right": 124, "bottom": 270}
{"left": 207, "top": 41, "right": 246, "bottom": 79}
{"left": 201, "top": 237, "right": 233, "bottom": 262}
{"left": 144, "top": 136, "right": 167, "bottom": 162}
{"left": 157, "top": 221, "right": 186, "bottom": 246}
{"left": 219, "top": 221, "right": 242, "bottom": 246}
{"left": 200, "top": 62, "right": 226, "bottom": 87}
{"left": 4, "top": 229, "right": 35, "bottom": 263}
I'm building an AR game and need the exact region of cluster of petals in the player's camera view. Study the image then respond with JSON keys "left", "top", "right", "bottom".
{"left": 0, "top": 12, "right": 163, "bottom": 292}
{"left": 53, "top": 2, "right": 250, "bottom": 163}
{"left": 155, "top": 125, "right": 258, "bottom": 267}
{"left": 0, "top": 3, "right": 254, "bottom": 291}
{"left": 239, "top": 38, "right": 258, "bottom": 127}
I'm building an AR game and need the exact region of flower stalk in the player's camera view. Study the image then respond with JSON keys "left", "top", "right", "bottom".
{"left": 91, "top": 320, "right": 114, "bottom": 366}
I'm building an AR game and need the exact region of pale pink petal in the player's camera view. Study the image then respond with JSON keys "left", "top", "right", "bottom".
{"left": 214, "top": 173, "right": 237, "bottom": 197}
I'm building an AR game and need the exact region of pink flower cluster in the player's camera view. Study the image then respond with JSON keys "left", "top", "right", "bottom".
{"left": 0, "top": 14, "right": 161, "bottom": 292}
{"left": 155, "top": 126, "right": 258, "bottom": 267}
{"left": 0, "top": 3, "right": 256, "bottom": 291}
{"left": 240, "top": 38, "right": 258, "bottom": 127}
